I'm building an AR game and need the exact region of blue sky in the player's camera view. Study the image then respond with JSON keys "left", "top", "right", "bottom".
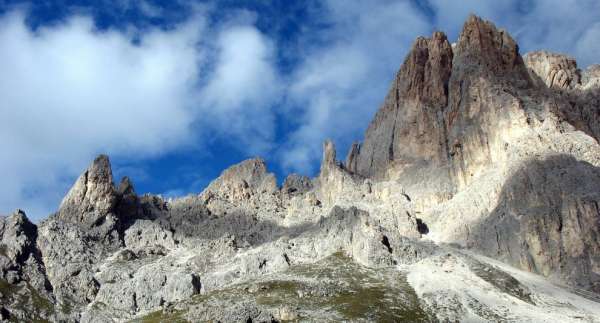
{"left": 1, "top": 0, "right": 599, "bottom": 220}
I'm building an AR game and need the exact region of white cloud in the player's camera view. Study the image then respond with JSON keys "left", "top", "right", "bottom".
{"left": 0, "top": 10, "right": 281, "bottom": 219}
{"left": 200, "top": 25, "right": 282, "bottom": 154}
{"left": 280, "top": 0, "right": 430, "bottom": 174}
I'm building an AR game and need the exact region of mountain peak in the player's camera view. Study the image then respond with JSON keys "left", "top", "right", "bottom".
{"left": 400, "top": 30, "right": 453, "bottom": 107}
{"left": 204, "top": 157, "right": 278, "bottom": 197}
{"left": 455, "top": 14, "right": 522, "bottom": 75}
{"left": 57, "top": 154, "right": 117, "bottom": 226}
{"left": 344, "top": 29, "right": 454, "bottom": 179}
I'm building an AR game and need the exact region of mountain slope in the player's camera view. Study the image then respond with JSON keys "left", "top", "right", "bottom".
{"left": 1, "top": 15, "right": 600, "bottom": 322}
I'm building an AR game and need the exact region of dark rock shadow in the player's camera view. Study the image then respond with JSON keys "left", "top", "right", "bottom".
{"left": 468, "top": 154, "right": 600, "bottom": 294}
{"left": 119, "top": 194, "right": 363, "bottom": 252}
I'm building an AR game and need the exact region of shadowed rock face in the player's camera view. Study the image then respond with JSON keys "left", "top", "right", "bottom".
{"left": 469, "top": 155, "right": 600, "bottom": 292}
{"left": 348, "top": 31, "right": 453, "bottom": 178}
{"left": 524, "top": 51, "right": 600, "bottom": 145}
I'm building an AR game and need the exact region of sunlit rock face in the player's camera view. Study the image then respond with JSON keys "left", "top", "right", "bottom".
{"left": 2, "top": 15, "right": 600, "bottom": 322}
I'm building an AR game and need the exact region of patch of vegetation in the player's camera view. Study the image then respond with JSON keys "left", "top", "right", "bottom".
{"left": 131, "top": 308, "right": 188, "bottom": 323}
{"left": 253, "top": 252, "right": 430, "bottom": 322}
{"left": 0, "top": 279, "right": 53, "bottom": 323}
{"left": 139, "top": 253, "right": 431, "bottom": 322}
{"left": 28, "top": 284, "right": 54, "bottom": 314}
{"left": 59, "top": 299, "right": 73, "bottom": 316}
{"left": 0, "top": 278, "right": 20, "bottom": 298}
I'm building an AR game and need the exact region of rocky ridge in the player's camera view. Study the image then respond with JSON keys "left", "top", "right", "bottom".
{"left": 1, "top": 15, "right": 600, "bottom": 322}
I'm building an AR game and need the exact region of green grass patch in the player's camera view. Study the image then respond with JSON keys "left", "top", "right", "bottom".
{"left": 130, "top": 309, "right": 188, "bottom": 323}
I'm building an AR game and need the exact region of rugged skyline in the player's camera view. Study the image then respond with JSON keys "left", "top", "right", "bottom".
{"left": 1, "top": 12, "right": 600, "bottom": 321}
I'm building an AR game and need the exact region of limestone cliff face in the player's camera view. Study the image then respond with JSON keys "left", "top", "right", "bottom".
{"left": 345, "top": 15, "right": 600, "bottom": 292}
{"left": 349, "top": 15, "right": 530, "bottom": 187}
{"left": 348, "top": 31, "right": 453, "bottom": 179}
{"left": 470, "top": 156, "right": 600, "bottom": 291}
{"left": 525, "top": 51, "right": 581, "bottom": 90}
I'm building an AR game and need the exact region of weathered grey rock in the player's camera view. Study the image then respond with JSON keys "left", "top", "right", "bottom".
{"left": 92, "top": 264, "right": 200, "bottom": 314}
{"left": 582, "top": 64, "right": 600, "bottom": 89}
{"left": 524, "top": 51, "right": 581, "bottom": 89}
{"left": 58, "top": 155, "right": 117, "bottom": 226}
{"left": 204, "top": 157, "right": 278, "bottom": 199}
{"left": 37, "top": 218, "right": 101, "bottom": 307}
{"left": 0, "top": 210, "right": 38, "bottom": 282}
{"left": 281, "top": 173, "right": 313, "bottom": 196}
{"left": 0, "top": 210, "right": 55, "bottom": 322}
{"left": 467, "top": 155, "right": 600, "bottom": 292}
{"left": 7, "top": 14, "right": 600, "bottom": 322}
{"left": 349, "top": 31, "right": 453, "bottom": 179}
{"left": 55, "top": 155, "right": 123, "bottom": 250}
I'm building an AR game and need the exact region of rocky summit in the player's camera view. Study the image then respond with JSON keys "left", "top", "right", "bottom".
{"left": 2, "top": 15, "right": 600, "bottom": 322}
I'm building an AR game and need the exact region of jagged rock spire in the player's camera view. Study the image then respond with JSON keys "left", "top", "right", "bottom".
{"left": 58, "top": 154, "right": 117, "bottom": 227}
{"left": 117, "top": 176, "right": 135, "bottom": 196}
{"left": 454, "top": 14, "right": 524, "bottom": 75}
{"left": 320, "top": 140, "right": 338, "bottom": 178}
{"left": 400, "top": 31, "right": 454, "bottom": 106}
{"left": 345, "top": 142, "right": 360, "bottom": 174}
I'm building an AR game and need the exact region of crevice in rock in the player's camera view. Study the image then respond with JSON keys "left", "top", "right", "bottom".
{"left": 0, "top": 307, "right": 11, "bottom": 320}
{"left": 259, "top": 259, "right": 267, "bottom": 270}
{"left": 401, "top": 192, "right": 411, "bottom": 202}
{"left": 283, "top": 253, "right": 291, "bottom": 266}
{"left": 92, "top": 215, "right": 106, "bottom": 227}
{"left": 416, "top": 218, "right": 429, "bottom": 235}
{"left": 191, "top": 274, "right": 202, "bottom": 294}
{"left": 381, "top": 235, "right": 393, "bottom": 254}
{"left": 133, "top": 292, "right": 138, "bottom": 312}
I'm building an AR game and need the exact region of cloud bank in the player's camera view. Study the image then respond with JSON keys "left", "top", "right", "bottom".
{"left": 0, "top": 9, "right": 280, "bottom": 219}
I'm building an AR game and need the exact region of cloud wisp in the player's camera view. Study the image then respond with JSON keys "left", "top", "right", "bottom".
{"left": 279, "top": 0, "right": 430, "bottom": 174}
{"left": 0, "top": 9, "right": 281, "bottom": 219}
{"left": 427, "top": 0, "right": 600, "bottom": 67}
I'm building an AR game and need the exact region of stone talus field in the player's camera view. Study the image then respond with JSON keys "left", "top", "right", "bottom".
{"left": 1, "top": 15, "right": 600, "bottom": 322}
